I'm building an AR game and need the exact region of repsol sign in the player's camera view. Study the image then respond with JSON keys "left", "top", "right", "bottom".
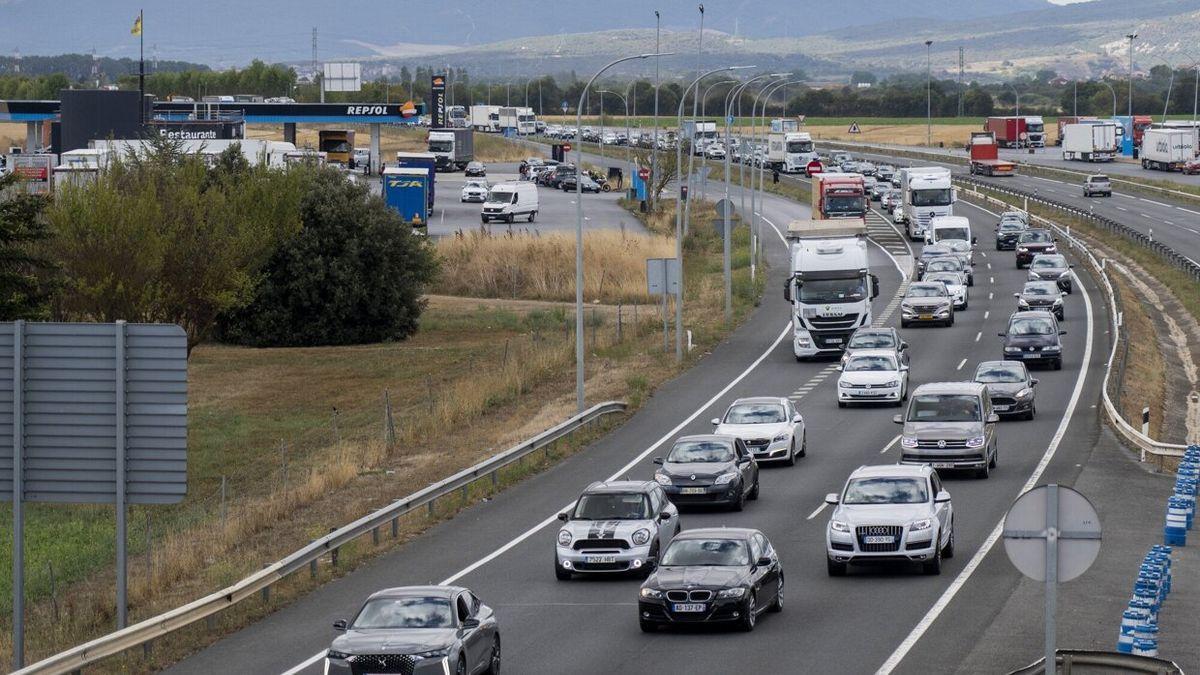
{"left": 346, "top": 105, "right": 389, "bottom": 115}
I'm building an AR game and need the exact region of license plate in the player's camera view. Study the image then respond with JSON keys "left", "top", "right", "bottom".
{"left": 826, "top": 337, "right": 843, "bottom": 344}
{"left": 863, "top": 535, "right": 894, "bottom": 544}
{"left": 932, "top": 462, "right": 957, "bottom": 469}
{"left": 919, "top": 314, "right": 933, "bottom": 320}
{"left": 680, "top": 487, "right": 707, "bottom": 495}
{"left": 993, "top": 405, "right": 1010, "bottom": 411}
{"left": 672, "top": 603, "right": 707, "bottom": 613}
{"left": 584, "top": 555, "right": 617, "bottom": 564}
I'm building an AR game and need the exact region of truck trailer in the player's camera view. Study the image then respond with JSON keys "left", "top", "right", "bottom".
{"left": 470, "top": 105, "right": 500, "bottom": 132}
{"left": 967, "top": 131, "right": 1016, "bottom": 176}
{"left": 382, "top": 167, "right": 431, "bottom": 231}
{"left": 1140, "top": 128, "right": 1197, "bottom": 171}
{"left": 427, "top": 128, "right": 475, "bottom": 171}
{"left": 318, "top": 129, "right": 355, "bottom": 167}
{"left": 1055, "top": 116, "right": 1097, "bottom": 145}
{"left": 985, "top": 117, "right": 1027, "bottom": 148}
{"left": 1061, "top": 122, "right": 1118, "bottom": 162}
{"left": 393, "top": 151, "right": 437, "bottom": 210}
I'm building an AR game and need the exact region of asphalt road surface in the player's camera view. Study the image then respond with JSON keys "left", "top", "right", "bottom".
{"left": 169, "top": 154, "right": 1112, "bottom": 674}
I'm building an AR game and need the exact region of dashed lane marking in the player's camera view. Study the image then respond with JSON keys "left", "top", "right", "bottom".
{"left": 956, "top": 358, "right": 967, "bottom": 370}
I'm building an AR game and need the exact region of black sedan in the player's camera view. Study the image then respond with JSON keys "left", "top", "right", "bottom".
{"left": 654, "top": 435, "right": 759, "bottom": 511}
{"left": 974, "top": 360, "right": 1038, "bottom": 420}
{"left": 1027, "top": 253, "right": 1074, "bottom": 294}
{"left": 994, "top": 219, "right": 1027, "bottom": 250}
{"left": 638, "top": 528, "right": 783, "bottom": 632}
{"left": 464, "top": 161, "right": 487, "bottom": 177}
{"left": 326, "top": 586, "right": 501, "bottom": 675}
{"left": 560, "top": 173, "right": 602, "bottom": 193}
{"left": 1015, "top": 229, "right": 1057, "bottom": 268}
{"left": 1014, "top": 280, "right": 1066, "bottom": 320}
{"left": 999, "top": 311, "right": 1067, "bottom": 370}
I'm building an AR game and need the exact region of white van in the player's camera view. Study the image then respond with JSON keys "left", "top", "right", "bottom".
{"left": 925, "top": 215, "right": 974, "bottom": 247}
{"left": 481, "top": 181, "right": 539, "bottom": 223}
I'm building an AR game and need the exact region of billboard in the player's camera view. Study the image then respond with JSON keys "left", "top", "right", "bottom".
{"left": 323, "top": 62, "right": 362, "bottom": 93}
{"left": 430, "top": 74, "right": 447, "bottom": 128}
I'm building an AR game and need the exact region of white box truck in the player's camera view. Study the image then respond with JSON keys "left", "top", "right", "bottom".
{"left": 783, "top": 219, "right": 879, "bottom": 360}
{"left": 1061, "top": 122, "right": 1118, "bottom": 162}
{"left": 470, "top": 105, "right": 500, "bottom": 132}
{"left": 768, "top": 131, "right": 816, "bottom": 173}
{"left": 899, "top": 167, "right": 955, "bottom": 241}
{"left": 1140, "top": 128, "right": 1197, "bottom": 171}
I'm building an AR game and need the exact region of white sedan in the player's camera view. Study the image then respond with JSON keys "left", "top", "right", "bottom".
{"left": 711, "top": 396, "right": 806, "bottom": 466}
{"left": 461, "top": 179, "right": 489, "bottom": 203}
{"left": 837, "top": 350, "right": 909, "bottom": 407}
{"left": 924, "top": 271, "right": 969, "bottom": 310}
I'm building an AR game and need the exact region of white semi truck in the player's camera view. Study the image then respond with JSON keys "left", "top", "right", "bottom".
{"left": 1024, "top": 116, "right": 1046, "bottom": 148}
{"left": 1061, "top": 122, "right": 1118, "bottom": 162}
{"left": 899, "top": 166, "right": 955, "bottom": 241}
{"left": 1140, "top": 128, "right": 1197, "bottom": 171}
{"left": 768, "top": 132, "right": 816, "bottom": 173}
{"left": 784, "top": 219, "right": 879, "bottom": 360}
{"left": 470, "top": 105, "right": 500, "bottom": 132}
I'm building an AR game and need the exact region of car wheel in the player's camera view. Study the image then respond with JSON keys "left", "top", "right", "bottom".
{"left": 456, "top": 654, "right": 468, "bottom": 675}
{"left": 827, "top": 557, "right": 847, "bottom": 577}
{"left": 731, "top": 484, "right": 746, "bottom": 512}
{"left": 798, "top": 431, "right": 807, "bottom": 458}
{"left": 942, "top": 521, "right": 955, "bottom": 559}
{"left": 554, "top": 559, "right": 572, "bottom": 581}
{"left": 783, "top": 438, "right": 796, "bottom": 466}
{"left": 947, "top": 314, "right": 955, "bottom": 327}
{"left": 962, "top": 299, "right": 968, "bottom": 310}
{"left": 641, "top": 543, "right": 659, "bottom": 578}
{"left": 1053, "top": 358, "right": 1063, "bottom": 371}
{"left": 639, "top": 619, "right": 658, "bottom": 633}
{"left": 769, "top": 574, "right": 784, "bottom": 613}
{"left": 901, "top": 320, "right": 910, "bottom": 328}
{"left": 922, "top": 545, "right": 943, "bottom": 575}
{"left": 485, "top": 636, "right": 502, "bottom": 675}
{"left": 748, "top": 478, "right": 760, "bottom": 500}
{"left": 481, "top": 216, "right": 489, "bottom": 224}
{"left": 528, "top": 211, "right": 536, "bottom": 223}
{"left": 507, "top": 214, "right": 515, "bottom": 224}
{"left": 1026, "top": 405, "right": 1036, "bottom": 421}
{"left": 739, "top": 594, "right": 757, "bottom": 631}
{"left": 967, "top": 276, "right": 974, "bottom": 287}
{"left": 976, "top": 458, "right": 991, "bottom": 479}
{"left": 989, "top": 444, "right": 998, "bottom": 469}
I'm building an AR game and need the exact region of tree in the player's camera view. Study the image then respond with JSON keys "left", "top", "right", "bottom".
{"left": 219, "top": 168, "right": 439, "bottom": 347}
{"left": 44, "top": 140, "right": 305, "bottom": 353}
{"left": 963, "top": 86, "right": 995, "bottom": 116}
{"left": 0, "top": 173, "right": 56, "bottom": 320}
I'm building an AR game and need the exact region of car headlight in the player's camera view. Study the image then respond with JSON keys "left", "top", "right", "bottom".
{"left": 909, "top": 518, "right": 933, "bottom": 532}
{"left": 965, "top": 435, "right": 986, "bottom": 448}
{"left": 839, "top": 379, "right": 853, "bottom": 388}
{"left": 1047, "top": 245, "right": 1057, "bottom": 253}
{"left": 884, "top": 380, "right": 900, "bottom": 388}
{"left": 558, "top": 529, "right": 573, "bottom": 547}
{"left": 718, "top": 587, "right": 747, "bottom": 598}
{"left": 772, "top": 432, "right": 790, "bottom": 443}
{"left": 830, "top": 520, "right": 851, "bottom": 533}
{"left": 640, "top": 587, "right": 663, "bottom": 599}
{"left": 900, "top": 436, "right": 918, "bottom": 448}
{"left": 654, "top": 472, "right": 671, "bottom": 486}
{"left": 631, "top": 528, "right": 651, "bottom": 546}
{"left": 327, "top": 650, "right": 351, "bottom": 661}
{"left": 1004, "top": 346, "right": 1021, "bottom": 353}
{"left": 1015, "top": 388, "right": 1033, "bottom": 399}
{"left": 413, "top": 648, "right": 451, "bottom": 660}
{"left": 714, "top": 472, "right": 739, "bottom": 485}
{"left": 1018, "top": 299, "right": 1030, "bottom": 308}
{"left": 1017, "top": 246, "right": 1029, "bottom": 252}
{"left": 1053, "top": 298, "right": 1062, "bottom": 305}
{"left": 1059, "top": 271, "right": 1070, "bottom": 279}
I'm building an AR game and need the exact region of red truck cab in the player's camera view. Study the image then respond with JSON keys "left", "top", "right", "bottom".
{"left": 812, "top": 172, "right": 866, "bottom": 218}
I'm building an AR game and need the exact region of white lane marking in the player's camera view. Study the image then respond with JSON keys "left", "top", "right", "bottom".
{"left": 955, "top": 358, "right": 967, "bottom": 370}
{"left": 989, "top": 277, "right": 994, "bottom": 284}
{"left": 282, "top": 191, "right": 799, "bottom": 675}
{"left": 1165, "top": 221, "right": 1175, "bottom": 226}
{"left": 1115, "top": 206, "right": 1128, "bottom": 211}
{"left": 876, "top": 257, "right": 1095, "bottom": 674}
{"left": 980, "top": 252, "right": 987, "bottom": 258}
{"left": 806, "top": 502, "right": 829, "bottom": 520}
{"left": 986, "top": 262, "right": 992, "bottom": 270}
{"left": 880, "top": 434, "right": 901, "bottom": 454}
{"left": 1140, "top": 213, "right": 1152, "bottom": 219}
{"left": 1029, "top": 175, "right": 1065, "bottom": 185}
{"left": 1139, "top": 197, "right": 1170, "bottom": 207}
{"left": 984, "top": 310, "right": 990, "bottom": 319}
{"left": 987, "top": 293, "right": 993, "bottom": 301}
{"left": 974, "top": 331, "right": 981, "bottom": 342}
{"left": 1177, "top": 207, "right": 1200, "bottom": 215}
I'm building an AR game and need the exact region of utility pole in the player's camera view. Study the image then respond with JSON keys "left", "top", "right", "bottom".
{"left": 1126, "top": 33, "right": 1138, "bottom": 120}
{"left": 652, "top": 10, "right": 661, "bottom": 210}
{"left": 312, "top": 27, "right": 322, "bottom": 103}
{"left": 958, "top": 46, "right": 964, "bottom": 117}
{"left": 925, "top": 40, "right": 933, "bottom": 147}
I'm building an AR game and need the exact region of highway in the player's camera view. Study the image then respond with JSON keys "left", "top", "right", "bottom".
{"left": 168, "top": 151, "right": 1112, "bottom": 674}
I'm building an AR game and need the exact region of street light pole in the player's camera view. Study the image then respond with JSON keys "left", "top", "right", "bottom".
{"left": 598, "top": 89, "right": 632, "bottom": 184}
{"left": 575, "top": 52, "right": 674, "bottom": 410}
{"left": 1127, "top": 33, "right": 1138, "bottom": 121}
{"left": 925, "top": 40, "right": 933, "bottom": 147}
{"left": 682, "top": 4, "right": 706, "bottom": 239}
{"left": 675, "top": 65, "right": 754, "bottom": 362}
{"left": 720, "top": 76, "right": 767, "bottom": 323}
{"left": 1099, "top": 80, "right": 1117, "bottom": 116}
{"left": 700, "top": 79, "right": 735, "bottom": 200}
{"left": 755, "top": 80, "right": 798, "bottom": 255}
{"left": 652, "top": 10, "right": 661, "bottom": 210}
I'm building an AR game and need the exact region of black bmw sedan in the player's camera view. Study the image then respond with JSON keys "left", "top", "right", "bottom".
{"left": 638, "top": 528, "right": 783, "bottom": 632}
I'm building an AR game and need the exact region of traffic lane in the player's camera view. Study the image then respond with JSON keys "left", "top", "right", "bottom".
{"left": 167, "top": 168, "right": 814, "bottom": 675}
{"left": 996, "top": 146, "right": 1200, "bottom": 188}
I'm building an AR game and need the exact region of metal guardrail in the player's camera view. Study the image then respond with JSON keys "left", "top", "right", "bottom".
{"left": 14, "top": 400, "right": 627, "bottom": 675}
{"left": 1008, "top": 649, "right": 1184, "bottom": 674}
{"left": 956, "top": 182, "right": 1188, "bottom": 463}
{"left": 817, "top": 139, "right": 1200, "bottom": 205}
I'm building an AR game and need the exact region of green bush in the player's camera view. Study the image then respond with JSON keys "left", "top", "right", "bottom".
{"left": 219, "top": 168, "right": 439, "bottom": 347}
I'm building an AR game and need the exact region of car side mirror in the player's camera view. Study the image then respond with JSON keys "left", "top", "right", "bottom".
{"left": 792, "top": 413, "right": 802, "bottom": 423}
{"left": 825, "top": 493, "right": 840, "bottom": 505}
{"left": 900, "top": 364, "right": 910, "bottom": 371}
{"left": 971, "top": 236, "right": 978, "bottom": 245}
{"left": 1069, "top": 264, "right": 1075, "bottom": 268}
{"left": 1031, "top": 378, "right": 1039, "bottom": 386}
{"left": 783, "top": 276, "right": 793, "bottom": 302}
{"left": 461, "top": 618, "right": 481, "bottom": 630}
{"left": 333, "top": 619, "right": 348, "bottom": 632}
{"left": 1013, "top": 292, "right": 1020, "bottom": 298}
{"left": 1059, "top": 330, "right": 1067, "bottom": 336}
{"left": 987, "top": 413, "right": 1000, "bottom": 424}
{"left": 653, "top": 457, "right": 664, "bottom": 465}
{"left": 934, "top": 490, "right": 952, "bottom": 504}
{"left": 737, "top": 455, "right": 751, "bottom": 464}
{"left": 1060, "top": 292, "right": 1067, "bottom": 297}
{"left": 658, "top": 512, "right": 672, "bottom": 521}
{"left": 900, "top": 341, "right": 908, "bottom": 351}
{"left": 997, "top": 332, "right": 1006, "bottom": 337}
{"left": 870, "top": 273, "right": 880, "bottom": 300}
{"left": 892, "top": 414, "right": 903, "bottom": 424}
{"left": 835, "top": 365, "right": 843, "bottom": 371}
{"left": 756, "top": 556, "right": 772, "bottom": 567}
{"left": 557, "top": 512, "right": 569, "bottom": 521}
{"left": 711, "top": 417, "right": 721, "bottom": 426}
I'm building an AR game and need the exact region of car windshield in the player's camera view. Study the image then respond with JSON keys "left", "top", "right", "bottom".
{"left": 926, "top": 260, "right": 960, "bottom": 271}
{"left": 934, "top": 227, "right": 970, "bottom": 242}
{"left": 465, "top": 181, "right": 486, "bottom": 189}
{"left": 572, "top": 493, "right": 651, "bottom": 520}
{"left": 1089, "top": 176, "right": 1109, "bottom": 183}
{"left": 1024, "top": 283, "right": 1056, "bottom": 296}
{"left": 975, "top": 364, "right": 1025, "bottom": 383}
{"left": 1009, "top": 317, "right": 1055, "bottom": 336}
{"left": 907, "top": 394, "right": 981, "bottom": 422}
{"left": 352, "top": 597, "right": 453, "bottom": 629}
{"left": 1031, "top": 257, "right": 1066, "bottom": 269}
{"left": 845, "top": 355, "right": 897, "bottom": 372}
{"left": 487, "top": 190, "right": 515, "bottom": 203}
{"left": 660, "top": 538, "right": 750, "bottom": 566}
{"left": 428, "top": 141, "right": 453, "bottom": 153}
{"left": 911, "top": 188, "right": 952, "bottom": 207}
{"left": 927, "top": 274, "right": 959, "bottom": 286}
{"left": 667, "top": 440, "right": 734, "bottom": 463}
{"left": 999, "top": 222, "right": 1025, "bottom": 231}
{"left": 798, "top": 277, "right": 866, "bottom": 303}
{"left": 921, "top": 247, "right": 951, "bottom": 259}
{"left": 843, "top": 477, "right": 929, "bottom": 505}
{"left": 1021, "top": 231, "right": 1052, "bottom": 243}
{"left": 848, "top": 332, "right": 895, "bottom": 349}
{"left": 724, "top": 403, "right": 786, "bottom": 424}
{"left": 907, "top": 285, "right": 945, "bottom": 298}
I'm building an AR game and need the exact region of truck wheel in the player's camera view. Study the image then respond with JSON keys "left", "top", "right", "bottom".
{"left": 507, "top": 214, "right": 515, "bottom": 224}
{"left": 481, "top": 216, "right": 489, "bottom": 224}
{"left": 528, "top": 211, "right": 536, "bottom": 223}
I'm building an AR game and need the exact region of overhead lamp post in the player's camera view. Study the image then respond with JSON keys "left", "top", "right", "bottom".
{"left": 676, "top": 64, "right": 755, "bottom": 362}
{"left": 652, "top": 10, "right": 662, "bottom": 209}
{"left": 1098, "top": 80, "right": 1118, "bottom": 117}
{"left": 748, "top": 77, "right": 793, "bottom": 278}
{"left": 754, "top": 79, "right": 800, "bottom": 255}
{"left": 598, "top": 89, "right": 633, "bottom": 181}
{"left": 925, "top": 40, "right": 933, "bottom": 147}
{"left": 738, "top": 73, "right": 787, "bottom": 276}
{"left": 699, "top": 79, "right": 736, "bottom": 199}
{"left": 574, "top": 52, "right": 674, "bottom": 411}
{"left": 1126, "top": 33, "right": 1138, "bottom": 120}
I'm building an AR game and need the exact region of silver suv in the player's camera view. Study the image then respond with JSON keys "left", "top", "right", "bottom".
{"left": 893, "top": 382, "right": 999, "bottom": 479}
{"left": 555, "top": 481, "right": 680, "bottom": 579}
{"left": 825, "top": 464, "right": 954, "bottom": 576}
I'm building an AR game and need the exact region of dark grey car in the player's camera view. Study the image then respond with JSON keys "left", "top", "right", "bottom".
{"left": 1027, "top": 253, "right": 1074, "bottom": 294}
{"left": 1014, "top": 280, "right": 1066, "bottom": 320}
{"left": 327, "top": 586, "right": 500, "bottom": 675}
{"left": 654, "top": 435, "right": 760, "bottom": 511}
{"left": 974, "top": 360, "right": 1038, "bottom": 420}
{"left": 894, "top": 382, "right": 1000, "bottom": 479}
{"left": 999, "top": 310, "right": 1067, "bottom": 370}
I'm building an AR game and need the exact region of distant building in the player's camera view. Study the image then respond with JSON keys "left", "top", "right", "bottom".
{"left": 855, "top": 82, "right": 872, "bottom": 89}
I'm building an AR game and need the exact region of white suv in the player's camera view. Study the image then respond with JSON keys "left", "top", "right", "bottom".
{"left": 824, "top": 464, "right": 954, "bottom": 576}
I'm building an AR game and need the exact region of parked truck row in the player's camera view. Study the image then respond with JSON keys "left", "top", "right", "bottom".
{"left": 469, "top": 105, "right": 538, "bottom": 134}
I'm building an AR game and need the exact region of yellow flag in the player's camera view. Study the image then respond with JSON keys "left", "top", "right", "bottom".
{"left": 131, "top": 15, "right": 142, "bottom": 36}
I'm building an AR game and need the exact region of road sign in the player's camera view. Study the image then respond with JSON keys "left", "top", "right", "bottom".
{"left": 726, "top": 114, "right": 734, "bottom": 126}
{"left": 646, "top": 257, "right": 680, "bottom": 295}
{"left": 848, "top": 121, "right": 861, "bottom": 134}
{"left": 713, "top": 198, "right": 735, "bottom": 221}
{"left": 561, "top": 100, "right": 569, "bottom": 113}
{"left": 563, "top": 142, "right": 572, "bottom": 153}
{"left": 638, "top": 167, "right": 650, "bottom": 181}
{"left": 1003, "top": 484, "right": 1102, "bottom": 672}
{"left": 323, "top": 62, "right": 362, "bottom": 92}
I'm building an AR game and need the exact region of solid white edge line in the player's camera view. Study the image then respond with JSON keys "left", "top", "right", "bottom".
{"left": 806, "top": 502, "right": 829, "bottom": 520}
{"left": 280, "top": 652, "right": 325, "bottom": 675}
{"left": 880, "top": 433, "right": 901, "bottom": 454}
{"left": 875, "top": 255, "right": 1095, "bottom": 674}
